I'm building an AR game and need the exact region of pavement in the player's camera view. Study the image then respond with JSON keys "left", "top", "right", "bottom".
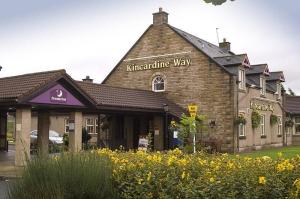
{"left": 0, "top": 145, "right": 23, "bottom": 178}
{"left": 0, "top": 178, "right": 10, "bottom": 199}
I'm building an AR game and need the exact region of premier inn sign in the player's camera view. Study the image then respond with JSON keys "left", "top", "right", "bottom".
{"left": 126, "top": 57, "right": 191, "bottom": 72}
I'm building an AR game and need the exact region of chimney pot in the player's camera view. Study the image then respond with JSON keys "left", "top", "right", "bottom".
{"left": 153, "top": 7, "right": 168, "bottom": 26}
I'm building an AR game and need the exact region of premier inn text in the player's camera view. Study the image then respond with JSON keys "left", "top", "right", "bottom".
{"left": 126, "top": 57, "right": 191, "bottom": 72}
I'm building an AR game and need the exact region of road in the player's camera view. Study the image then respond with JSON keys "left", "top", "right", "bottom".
{"left": 0, "top": 178, "right": 10, "bottom": 199}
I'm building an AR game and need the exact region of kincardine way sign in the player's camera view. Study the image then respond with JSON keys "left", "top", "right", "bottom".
{"left": 126, "top": 57, "right": 191, "bottom": 72}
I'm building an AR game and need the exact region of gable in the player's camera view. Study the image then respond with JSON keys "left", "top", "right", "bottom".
{"left": 29, "top": 83, "right": 84, "bottom": 106}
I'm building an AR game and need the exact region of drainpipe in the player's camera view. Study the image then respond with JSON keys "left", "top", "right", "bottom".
{"left": 233, "top": 75, "right": 239, "bottom": 153}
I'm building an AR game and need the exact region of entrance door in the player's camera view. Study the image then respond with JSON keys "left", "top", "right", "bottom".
{"left": 0, "top": 113, "right": 7, "bottom": 151}
{"left": 133, "top": 117, "right": 140, "bottom": 149}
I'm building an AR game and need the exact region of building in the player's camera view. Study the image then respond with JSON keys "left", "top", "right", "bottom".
{"left": 0, "top": 8, "right": 291, "bottom": 166}
{"left": 102, "top": 8, "right": 288, "bottom": 151}
{"left": 285, "top": 95, "right": 300, "bottom": 145}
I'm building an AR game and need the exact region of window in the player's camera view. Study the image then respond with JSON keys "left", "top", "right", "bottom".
{"left": 152, "top": 75, "right": 165, "bottom": 92}
{"left": 277, "top": 83, "right": 281, "bottom": 99}
{"left": 85, "top": 118, "right": 95, "bottom": 134}
{"left": 238, "top": 69, "right": 246, "bottom": 90}
{"left": 238, "top": 123, "right": 246, "bottom": 137}
{"left": 260, "top": 77, "right": 266, "bottom": 96}
{"left": 64, "top": 118, "right": 69, "bottom": 133}
{"left": 278, "top": 116, "right": 282, "bottom": 135}
{"left": 295, "top": 117, "right": 300, "bottom": 135}
{"left": 95, "top": 118, "right": 99, "bottom": 134}
{"left": 261, "top": 115, "right": 265, "bottom": 136}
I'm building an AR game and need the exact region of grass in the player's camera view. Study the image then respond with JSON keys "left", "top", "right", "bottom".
{"left": 239, "top": 146, "right": 300, "bottom": 159}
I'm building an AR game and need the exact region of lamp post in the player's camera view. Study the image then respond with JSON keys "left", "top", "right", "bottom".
{"left": 163, "top": 104, "right": 169, "bottom": 150}
{"left": 0, "top": 66, "right": 2, "bottom": 71}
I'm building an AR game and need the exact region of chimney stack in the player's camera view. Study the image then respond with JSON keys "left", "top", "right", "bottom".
{"left": 219, "top": 38, "right": 231, "bottom": 51}
{"left": 153, "top": 7, "right": 168, "bottom": 26}
{"left": 82, "top": 76, "right": 93, "bottom": 83}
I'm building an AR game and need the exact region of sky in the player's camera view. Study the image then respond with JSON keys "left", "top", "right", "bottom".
{"left": 0, "top": 0, "right": 299, "bottom": 93}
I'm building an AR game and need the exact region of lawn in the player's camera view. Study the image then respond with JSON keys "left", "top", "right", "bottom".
{"left": 239, "top": 146, "right": 300, "bottom": 159}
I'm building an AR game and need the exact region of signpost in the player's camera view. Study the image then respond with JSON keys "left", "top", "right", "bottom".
{"left": 188, "top": 105, "right": 198, "bottom": 153}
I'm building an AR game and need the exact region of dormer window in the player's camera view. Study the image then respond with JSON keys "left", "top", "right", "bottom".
{"left": 238, "top": 69, "right": 246, "bottom": 90}
{"left": 260, "top": 77, "right": 266, "bottom": 96}
{"left": 152, "top": 75, "right": 165, "bottom": 92}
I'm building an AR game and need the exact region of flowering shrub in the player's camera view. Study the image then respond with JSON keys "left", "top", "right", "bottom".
{"left": 97, "top": 148, "right": 300, "bottom": 199}
{"left": 9, "top": 149, "right": 300, "bottom": 199}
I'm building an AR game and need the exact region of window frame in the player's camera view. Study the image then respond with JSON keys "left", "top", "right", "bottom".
{"left": 64, "top": 118, "right": 69, "bottom": 133}
{"left": 294, "top": 117, "right": 300, "bottom": 135}
{"left": 85, "top": 118, "right": 95, "bottom": 134}
{"left": 152, "top": 75, "right": 165, "bottom": 92}
{"left": 260, "top": 114, "right": 266, "bottom": 136}
{"left": 277, "top": 116, "right": 282, "bottom": 136}
{"left": 260, "top": 77, "right": 266, "bottom": 96}
{"left": 277, "top": 83, "right": 281, "bottom": 99}
{"left": 238, "top": 69, "right": 246, "bottom": 90}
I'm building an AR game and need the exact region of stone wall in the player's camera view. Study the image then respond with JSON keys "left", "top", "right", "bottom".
{"left": 103, "top": 24, "right": 236, "bottom": 151}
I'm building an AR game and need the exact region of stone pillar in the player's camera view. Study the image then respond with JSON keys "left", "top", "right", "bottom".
{"left": 154, "top": 116, "right": 164, "bottom": 151}
{"left": 69, "top": 112, "right": 82, "bottom": 152}
{"left": 124, "top": 116, "right": 134, "bottom": 149}
{"left": 15, "top": 108, "right": 31, "bottom": 166}
{"left": 0, "top": 112, "right": 7, "bottom": 151}
{"left": 37, "top": 111, "right": 50, "bottom": 155}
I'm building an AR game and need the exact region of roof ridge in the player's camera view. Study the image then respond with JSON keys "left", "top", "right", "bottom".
{"left": 214, "top": 53, "right": 247, "bottom": 58}
{"left": 169, "top": 25, "right": 223, "bottom": 50}
{"left": 77, "top": 80, "right": 165, "bottom": 95}
{"left": 0, "top": 69, "right": 66, "bottom": 80}
{"left": 251, "top": 64, "right": 268, "bottom": 66}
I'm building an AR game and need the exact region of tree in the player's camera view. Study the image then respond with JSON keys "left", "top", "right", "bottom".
{"left": 203, "top": 0, "right": 235, "bottom": 6}
{"left": 288, "top": 88, "right": 296, "bottom": 96}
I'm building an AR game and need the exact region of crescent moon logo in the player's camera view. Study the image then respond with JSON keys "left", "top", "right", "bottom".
{"left": 57, "top": 90, "right": 63, "bottom": 98}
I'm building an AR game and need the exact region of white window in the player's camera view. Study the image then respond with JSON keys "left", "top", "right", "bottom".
{"left": 238, "top": 69, "right": 246, "bottom": 90}
{"left": 85, "top": 118, "right": 95, "bottom": 134}
{"left": 238, "top": 123, "right": 246, "bottom": 137}
{"left": 260, "top": 77, "right": 266, "bottom": 96}
{"left": 95, "top": 118, "right": 99, "bottom": 134}
{"left": 152, "top": 75, "right": 165, "bottom": 92}
{"left": 64, "top": 118, "right": 69, "bottom": 133}
{"left": 261, "top": 115, "right": 266, "bottom": 136}
{"left": 278, "top": 116, "right": 282, "bottom": 135}
{"left": 277, "top": 83, "right": 281, "bottom": 99}
{"left": 295, "top": 117, "right": 300, "bottom": 135}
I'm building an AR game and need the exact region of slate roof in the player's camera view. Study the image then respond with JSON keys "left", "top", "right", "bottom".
{"left": 267, "top": 71, "right": 285, "bottom": 82}
{"left": 213, "top": 54, "right": 247, "bottom": 66}
{"left": 77, "top": 81, "right": 186, "bottom": 117}
{"left": 285, "top": 96, "right": 300, "bottom": 114}
{"left": 246, "top": 64, "right": 269, "bottom": 75}
{"left": 169, "top": 25, "right": 232, "bottom": 58}
{"left": 0, "top": 69, "right": 66, "bottom": 102}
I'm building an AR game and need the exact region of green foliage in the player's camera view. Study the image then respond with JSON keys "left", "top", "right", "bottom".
{"left": 270, "top": 114, "right": 278, "bottom": 126}
{"left": 8, "top": 153, "right": 118, "bottom": 199}
{"left": 235, "top": 115, "right": 246, "bottom": 125}
{"left": 251, "top": 110, "right": 261, "bottom": 129}
{"left": 203, "top": 0, "right": 235, "bottom": 6}
{"left": 177, "top": 113, "right": 206, "bottom": 146}
{"left": 285, "top": 118, "right": 294, "bottom": 127}
{"left": 63, "top": 133, "right": 69, "bottom": 147}
{"left": 288, "top": 88, "right": 296, "bottom": 96}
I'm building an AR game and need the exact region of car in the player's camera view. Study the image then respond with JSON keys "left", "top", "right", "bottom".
{"left": 30, "top": 130, "right": 64, "bottom": 149}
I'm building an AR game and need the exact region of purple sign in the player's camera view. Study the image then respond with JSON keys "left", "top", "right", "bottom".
{"left": 30, "top": 84, "right": 84, "bottom": 106}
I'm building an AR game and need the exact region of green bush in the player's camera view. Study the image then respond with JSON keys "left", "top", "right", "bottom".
{"left": 251, "top": 110, "right": 261, "bottom": 129}
{"left": 8, "top": 152, "right": 118, "bottom": 199}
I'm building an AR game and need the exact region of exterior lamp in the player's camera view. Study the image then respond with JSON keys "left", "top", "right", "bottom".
{"left": 0, "top": 65, "right": 2, "bottom": 71}
{"left": 209, "top": 120, "right": 216, "bottom": 128}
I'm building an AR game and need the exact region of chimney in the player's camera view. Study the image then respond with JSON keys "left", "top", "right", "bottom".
{"left": 82, "top": 76, "right": 93, "bottom": 83}
{"left": 153, "top": 7, "right": 168, "bottom": 26}
{"left": 219, "top": 38, "right": 231, "bottom": 51}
